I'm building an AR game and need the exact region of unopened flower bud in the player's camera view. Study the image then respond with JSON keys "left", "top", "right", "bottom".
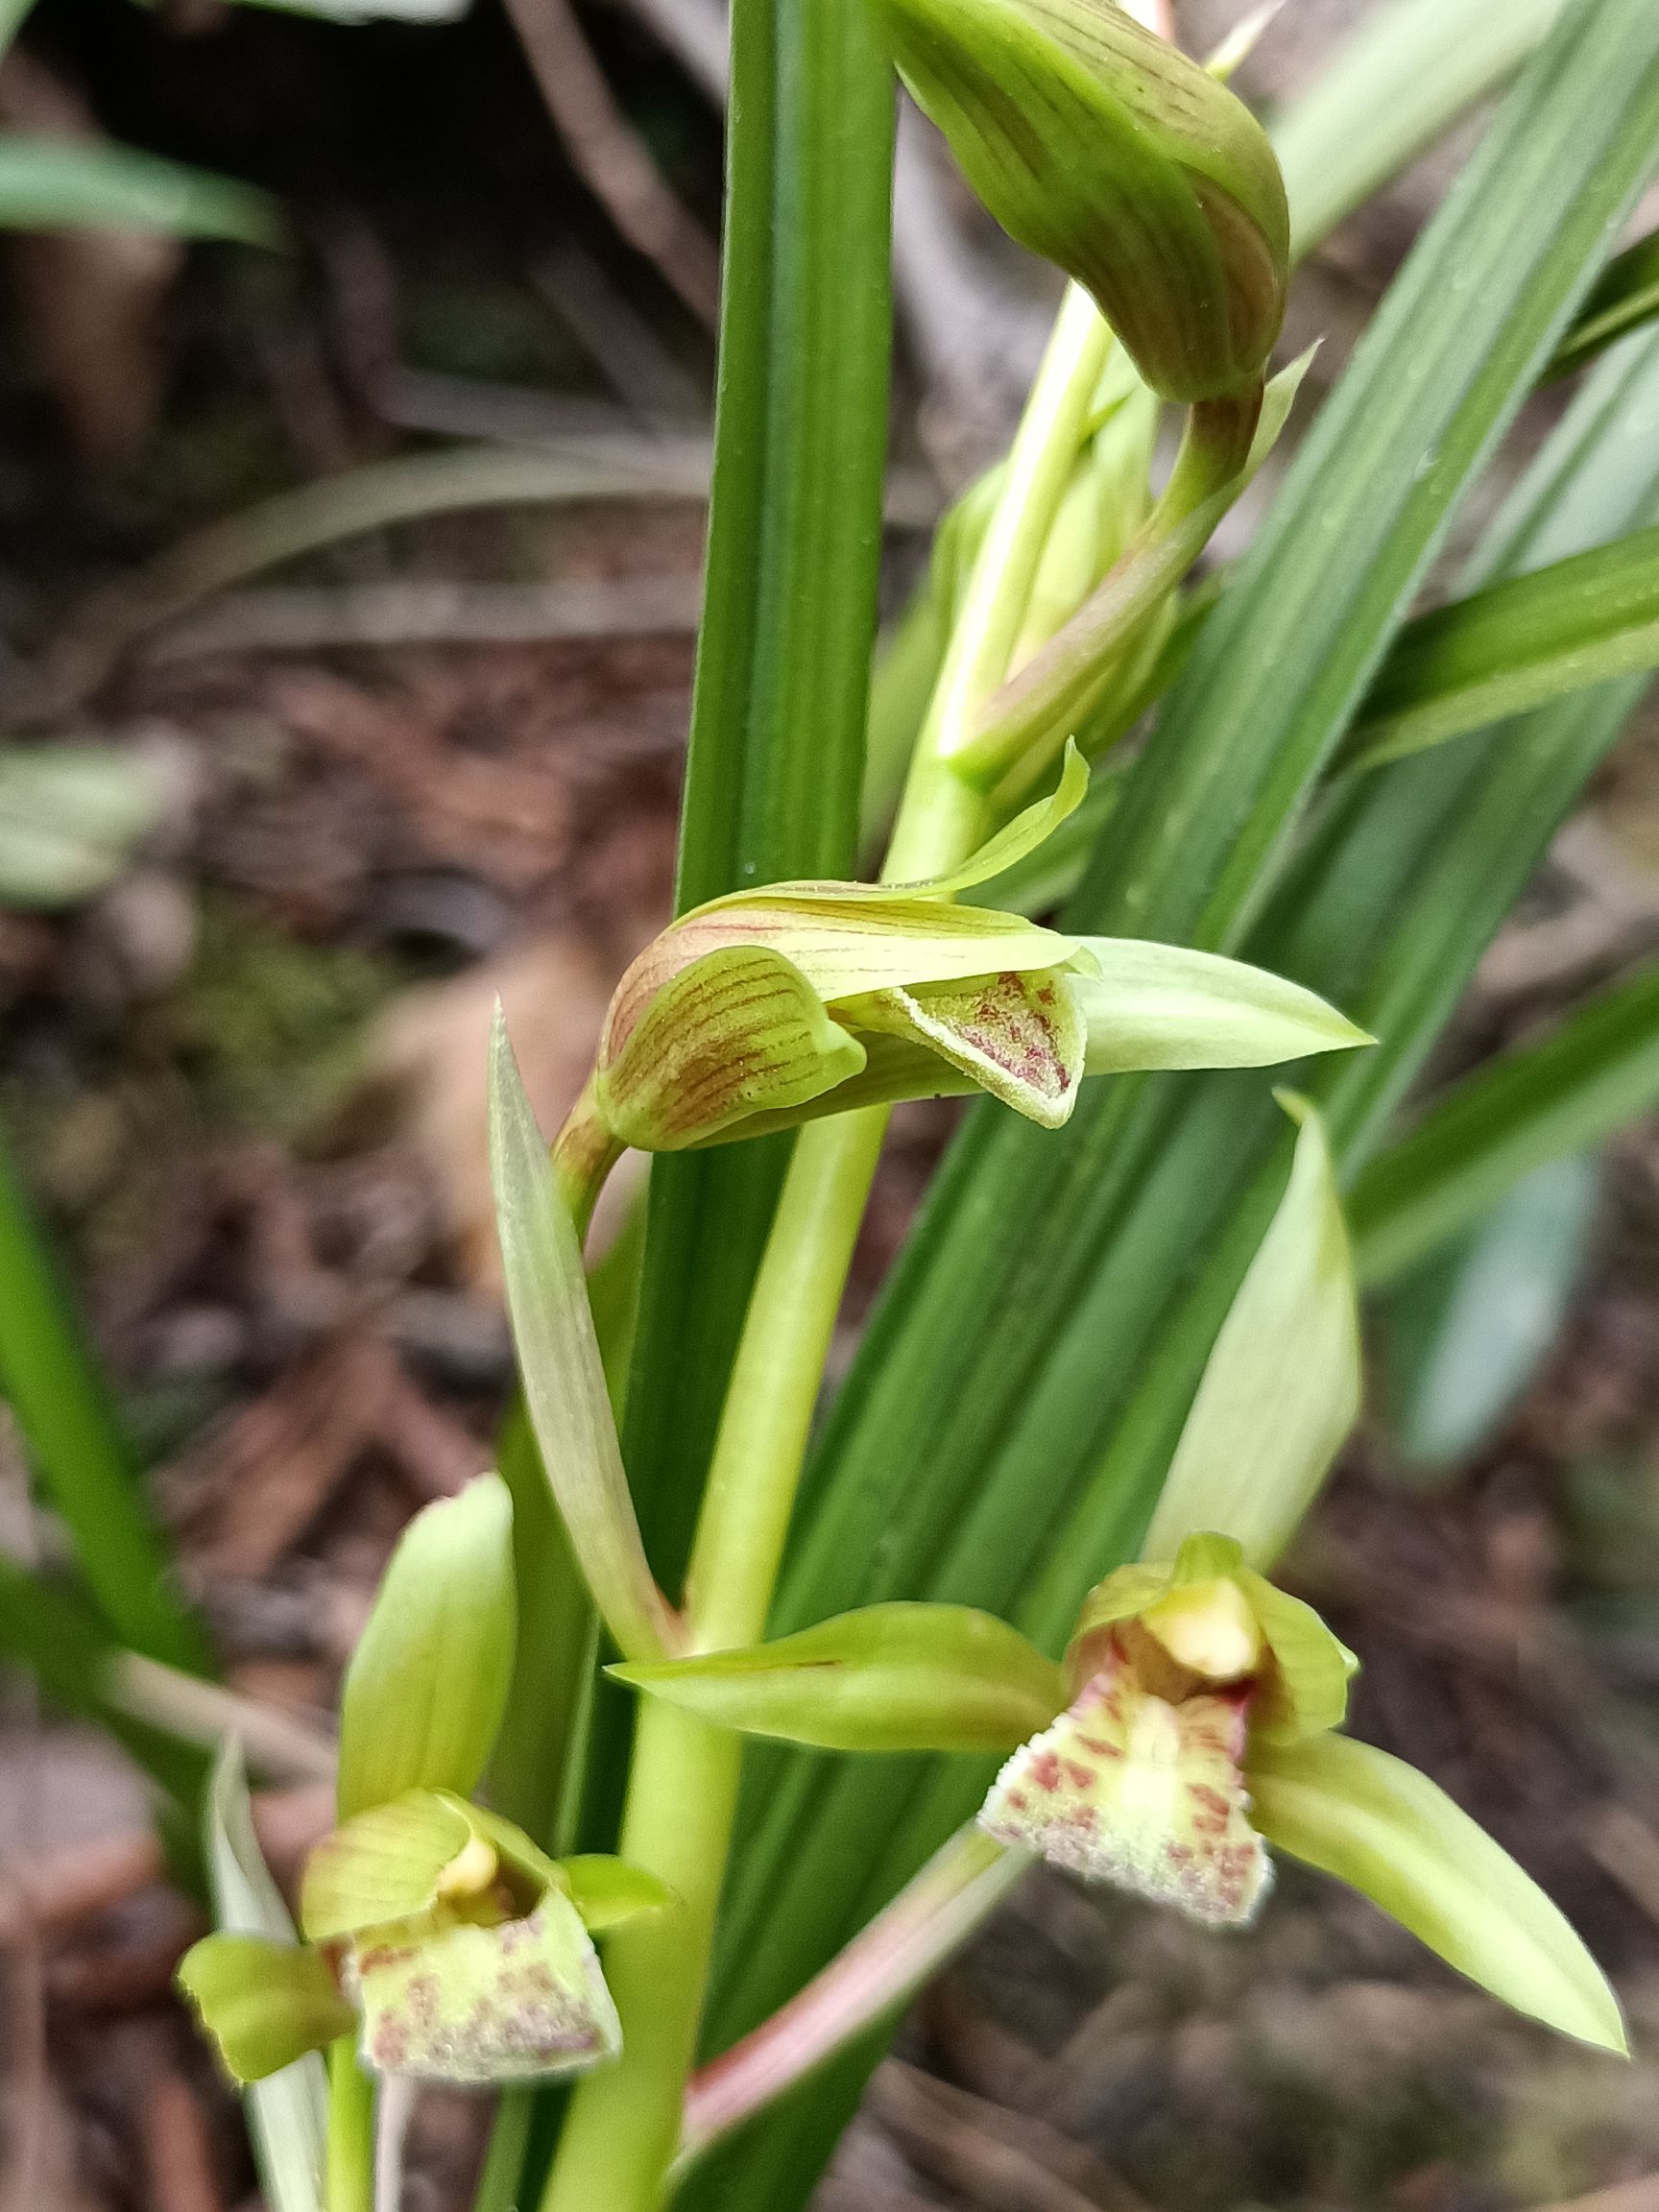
{"left": 869, "top": 0, "right": 1288, "bottom": 400}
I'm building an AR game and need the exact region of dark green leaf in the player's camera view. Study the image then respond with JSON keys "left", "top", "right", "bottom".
{"left": 1377, "top": 1154, "right": 1600, "bottom": 1474}
{"left": 0, "top": 1130, "right": 209, "bottom": 1672}
{"left": 620, "top": 0, "right": 896, "bottom": 1597}
{"left": 1548, "top": 228, "right": 1659, "bottom": 380}
{"left": 1351, "top": 955, "right": 1659, "bottom": 1286}
{"left": 1341, "top": 523, "right": 1659, "bottom": 769}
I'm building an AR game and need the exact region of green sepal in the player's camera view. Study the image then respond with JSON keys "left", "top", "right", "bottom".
{"left": 1237, "top": 1569, "right": 1357, "bottom": 1743}
{"left": 336, "top": 1473, "right": 517, "bottom": 1822}
{"left": 560, "top": 1855, "right": 678, "bottom": 1933}
{"left": 867, "top": 0, "right": 1287, "bottom": 400}
{"left": 178, "top": 1932, "right": 353, "bottom": 2084}
{"left": 596, "top": 944, "right": 866, "bottom": 1151}
{"left": 1070, "top": 939, "right": 1371, "bottom": 1074}
{"left": 1141, "top": 1096, "right": 1361, "bottom": 1571}
{"left": 610, "top": 1601, "right": 1065, "bottom": 1753}
{"left": 1249, "top": 1732, "right": 1626, "bottom": 2054}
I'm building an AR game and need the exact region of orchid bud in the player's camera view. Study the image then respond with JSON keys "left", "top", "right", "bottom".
{"left": 868, "top": 0, "right": 1289, "bottom": 400}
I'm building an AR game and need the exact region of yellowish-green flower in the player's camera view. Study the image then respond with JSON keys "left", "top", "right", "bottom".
{"left": 557, "top": 754, "right": 1368, "bottom": 1195}
{"left": 178, "top": 1479, "right": 672, "bottom": 2091}
{"left": 615, "top": 1104, "right": 1625, "bottom": 2055}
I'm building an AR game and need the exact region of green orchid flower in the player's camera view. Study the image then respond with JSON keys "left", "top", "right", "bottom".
{"left": 178, "top": 1478, "right": 672, "bottom": 2091}
{"left": 614, "top": 1101, "right": 1625, "bottom": 2055}
{"left": 549, "top": 752, "right": 1368, "bottom": 1217}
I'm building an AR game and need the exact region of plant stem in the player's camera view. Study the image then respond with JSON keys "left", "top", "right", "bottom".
{"left": 325, "top": 2039, "right": 374, "bottom": 2212}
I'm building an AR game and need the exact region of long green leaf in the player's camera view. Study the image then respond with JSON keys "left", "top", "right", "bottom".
{"left": 1271, "top": 0, "right": 1569, "bottom": 257}
{"left": 1351, "top": 956, "right": 1659, "bottom": 1286}
{"left": 0, "top": 134, "right": 281, "bottom": 247}
{"left": 618, "top": 0, "right": 896, "bottom": 1596}
{"left": 0, "top": 1132, "right": 209, "bottom": 1672}
{"left": 689, "top": 9, "right": 1659, "bottom": 2199}
{"left": 1340, "top": 522, "right": 1659, "bottom": 769}
{"left": 1377, "top": 1154, "right": 1600, "bottom": 1472}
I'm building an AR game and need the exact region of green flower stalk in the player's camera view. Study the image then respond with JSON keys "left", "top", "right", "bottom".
{"left": 620, "top": 1102, "right": 1626, "bottom": 2106}
{"left": 547, "top": 751, "right": 1368, "bottom": 1225}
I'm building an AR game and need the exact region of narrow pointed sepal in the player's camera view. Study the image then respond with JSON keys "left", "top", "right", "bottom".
{"left": 178, "top": 1932, "right": 354, "bottom": 2084}
{"left": 348, "top": 1891, "right": 622, "bottom": 2083}
{"left": 1071, "top": 940, "right": 1370, "bottom": 1075}
{"left": 1249, "top": 1733, "right": 1626, "bottom": 2055}
{"left": 611, "top": 1602, "right": 1065, "bottom": 1754}
{"left": 978, "top": 1633, "right": 1271, "bottom": 1926}
{"left": 336, "top": 1473, "right": 516, "bottom": 1821}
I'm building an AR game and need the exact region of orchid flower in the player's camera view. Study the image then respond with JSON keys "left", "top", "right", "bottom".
{"left": 178, "top": 1478, "right": 669, "bottom": 2091}
{"left": 552, "top": 749, "right": 1368, "bottom": 1218}
{"left": 618, "top": 1100, "right": 1625, "bottom": 2107}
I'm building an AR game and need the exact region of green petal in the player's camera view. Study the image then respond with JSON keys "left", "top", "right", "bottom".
{"left": 178, "top": 1932, "right": 353, "bottom": 2084}
{"left": 838, "top": 966, "right": 1087, "bottom": 1129}
{"left": 1238, "top": 1569, "right": 1357, "bottom": 1743}
{"left": 1070, "top": 939, "right": 1370, "bottom": 1073}
{"left": 560, "top": 1855, "right": 677, "bottom": 1934}
{"left": 611, "top": 1602, "right": 1064, "bottom": 1754}
{"left": 349, "top": 1890, "right": 621, "bottom": 2083}
{"left": 978, "top": 1635, "right": 1270, "bottom": 1925}
{"left": 336, "top": 1474, "right": 516, "bottom": 1821}
{"left": 1249, "top": 1733, "right": 1626, "bottom": 2055}
{"left": 1141, "top": 1096, "right": 1361, "bottom": 1570}
{"left": 301, "top": 1790, "right": 475, "bottom": 1943}
{"left": 595, "top": 943, "right": 865, "bottom": 1151}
